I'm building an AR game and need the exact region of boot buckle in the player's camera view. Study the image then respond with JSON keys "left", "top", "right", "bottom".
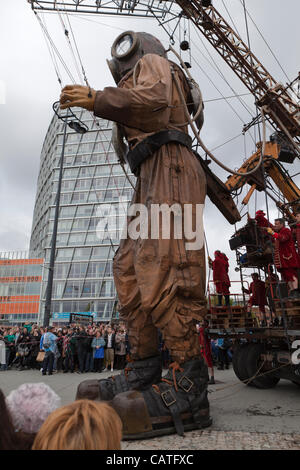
{"left": 178, "top": 375, "right": 194, "bottom": 393}
{"left": 161, "top": 389, "right": 176, "bottom": 407}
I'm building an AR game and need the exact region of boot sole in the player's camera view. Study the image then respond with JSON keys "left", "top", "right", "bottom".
{"left": 122, "top": 415, "right": 212, "bottom": 440}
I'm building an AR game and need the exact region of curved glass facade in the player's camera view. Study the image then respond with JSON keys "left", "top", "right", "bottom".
{"left": 29, "top": 110, "right": 134, "bottom": 323}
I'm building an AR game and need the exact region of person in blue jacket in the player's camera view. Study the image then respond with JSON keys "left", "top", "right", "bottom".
{"left": 40, "top": 326, "right": 58, "bottom": 376}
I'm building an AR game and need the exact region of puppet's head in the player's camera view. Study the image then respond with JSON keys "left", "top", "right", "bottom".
{"left": 107, "top": 31, "right": 167, "bottom": 84}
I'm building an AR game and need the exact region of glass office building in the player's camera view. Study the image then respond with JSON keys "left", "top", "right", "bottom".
{"left": 29, "top": 110, "right": 134, "bottom": 324}
{"left": 0, "top": 251, "right": 44, "bottom": 325}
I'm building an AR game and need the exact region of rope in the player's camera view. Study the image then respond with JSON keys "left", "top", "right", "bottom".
{"left": 242, "top": 0, "right": 253, "bottom": 76}
{"left": 60, "top": 1, "right": 91, "bottom": 87}
{"left": 171, "top": 67, "right": 265, "bottom": 177}
{"left": 36, "top": 7, "right": 136, "bottom": 207}
{"left": 197, "top": 133, "right": 243, "bottom": 159}
{"left": 33, "top": 10, "right": 133, "bottom": 313}
{"left": 204, "top": 93, "right": 252, "bottom": 103}
{"left": 262, "top": 160, "right": 291, "bottom": 351}
{"left": 204, "top": 232, "right": 211, "bottom": 296}
{"left": 209, "top": 360, "right": 293, "bottom": 402}
{"left": 221, "top": 0, "right": 241, "bottom": 37}
{"left": 56, "top": 4, "right": 136, "bottom": 190}
{"left": 239, "top": 0, "right": 291, "bottom": 84}
{"left": 182, "top": 31, "right": 256, "bottom": 138}
{"left": 241, "top": 2, "right": 299, "bottom": 157}
{"left": 34, "top": 12, "right": 75, "bottom": 84}
{"left": 40, "top": 14, "right": 63, "bottom": 87}
{"left": 191, "top": 23, "right": 255, "bottom": 121}
{"left": 267, "top": 108, "right": 300, "bottom": 156}
{"left": 56, "top": 6, "right": 83, "bottom": 84}
{"left": 119, "top": 161, "right": 136, "bottom": 190}
{"left": 47, "top": 4, "right": 135, "bottom": 204}
{"left": 210, "top": 360, "right": 266, "bottom": 397}
{"left": 241, "top": 0, "right": 294, "bottom": 351}
{"left": 168, "top": 46, "right": 204, "bottom": 125}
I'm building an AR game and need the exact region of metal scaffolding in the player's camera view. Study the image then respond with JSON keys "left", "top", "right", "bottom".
{"left": 27, "top": 0, "right": 179, "bottom": 19}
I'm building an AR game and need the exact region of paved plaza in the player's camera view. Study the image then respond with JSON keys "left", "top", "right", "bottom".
{"left": 1, "top": 367, "right": 300, "bottom": 450}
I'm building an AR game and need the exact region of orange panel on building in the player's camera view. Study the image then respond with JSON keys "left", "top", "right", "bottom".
{"left": 0, "top": 276, "right": 42, "bottom": 283}
{"left": 0, "top": 256, "right": 44, "bottom": 323}
{"left": 0, "top": 302, "right": 40, "bottom": 314}
{"left": 0, "top": 259, "right": 43, "bottom": 265}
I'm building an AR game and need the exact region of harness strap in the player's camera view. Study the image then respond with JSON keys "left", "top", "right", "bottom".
{"left": 126, "top": 130, "right": 192, "bottom": 176}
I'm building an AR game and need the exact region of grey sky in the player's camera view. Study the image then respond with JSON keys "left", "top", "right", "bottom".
{"left": 0, "top": 0, "right": 299, "bottom": 285}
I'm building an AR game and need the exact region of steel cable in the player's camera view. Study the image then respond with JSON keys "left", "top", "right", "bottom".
{"left": 172, "top": 68, "right": 266, "bottom": 177}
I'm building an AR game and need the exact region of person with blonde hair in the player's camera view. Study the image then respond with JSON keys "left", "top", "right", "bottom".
{"left": 32, "top": 400, "right": 122, "bottom": 450}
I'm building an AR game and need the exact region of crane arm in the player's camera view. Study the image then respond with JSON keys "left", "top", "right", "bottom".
{"left": 176, "top": 1, "right": 300, "bottom": 146}
{"left": 29, "top": 0, "right": 300, "bottom": 148}
{"left": 225, "top": 141, "right": 300, "bottom": 221}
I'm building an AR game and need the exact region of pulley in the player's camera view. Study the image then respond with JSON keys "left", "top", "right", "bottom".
{"left": 180, "top": 40, "right": 190, "bottom": 51}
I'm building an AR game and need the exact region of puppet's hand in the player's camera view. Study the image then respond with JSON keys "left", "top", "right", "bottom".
{"left": 60, "top": 85, "right": 96, "bottom": 111}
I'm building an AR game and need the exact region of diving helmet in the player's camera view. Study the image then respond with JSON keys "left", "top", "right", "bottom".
{"left": 107, "top": 31, "right": 167, "bottom": 84}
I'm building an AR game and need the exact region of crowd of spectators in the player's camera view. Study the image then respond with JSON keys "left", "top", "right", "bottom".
{"left": 0, "top": 383, "right": 122, "bottom": 450}
{"left": 0, "top": 321, "right": 232, "bottom": 450}
{"left": 0, "top": 321, "right": 129, "bottom": 375}
{"left": 0, "top": 321, "right": 232, "bottom": 376}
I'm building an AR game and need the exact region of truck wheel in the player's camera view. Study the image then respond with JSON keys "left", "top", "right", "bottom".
{"left": 233, "top": 343, "right": 253, "bottom": 385}
{"left": 232, "top": 343, "right": 249, "bottom": 381}
{"left": 246, "top": 344, "right": 280, "bottom": 389}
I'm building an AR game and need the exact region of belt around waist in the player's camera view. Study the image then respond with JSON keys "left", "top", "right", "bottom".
{"left": 126, "top": 130, "right": 193, "bottom": 176}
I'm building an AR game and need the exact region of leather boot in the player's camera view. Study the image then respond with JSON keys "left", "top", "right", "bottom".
{"left": 76, "top": 355, "right": 162, "bottom": 401}
{"left": 111, "top": 357, "right": 212, "bottom": 439}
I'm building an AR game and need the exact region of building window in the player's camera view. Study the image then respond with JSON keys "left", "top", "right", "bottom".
{"left": 68, "top": 262, "right": 88, "bottom": 278}
{"left": 82, "top": 280, "right": 98, "bottom": 297}
{"left": 53, "top": 281, "right": 65, "bottom": 299}
{"left": 100, "top": 280, "right": 113, "bottom": 297}
{"left": 63, "top": 281, "right": 82, "bottom": 298}
{"left": 76, "top": 205, "right": 93, "bottom": 217}
{"left": 56, "top": 248, "right": 74, "bottom": 260}
{"left": 86, "top": 261, "right": 106, "bottom": 278}
{"left": 60, "top": 206, "right": 76, "bottom": 218}
{"left": 91, "top": 246, "right": 112, "bottom": 260}
{"left": 54, "top": 263, "right": 70, "bottom": 279}
{"left": 73, "top": 247, "right": 91, "bottom": 260}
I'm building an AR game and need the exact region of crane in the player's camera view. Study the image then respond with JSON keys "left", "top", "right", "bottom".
{"left": 173, "top": 1, "right": 300, "bottom": 219}
{"left": 225, "top": 137, "right": 300, "bottom": 219}
{"left": 28, "top": 0, "right": 300, "bottom": 219}
{"left": 28, "top": 0, "right": 300, "bottom": 155}
{"left": 175, "top": 1, "right": 300, "bottom": 155}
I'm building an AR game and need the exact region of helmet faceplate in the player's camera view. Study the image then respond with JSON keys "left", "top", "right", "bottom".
{"left": 108, "top": 31, "right": 167, "bottom": 84}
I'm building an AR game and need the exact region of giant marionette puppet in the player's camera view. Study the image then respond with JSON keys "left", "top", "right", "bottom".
{"left": 60, "top": 31, "right": 239, "bottom": 439}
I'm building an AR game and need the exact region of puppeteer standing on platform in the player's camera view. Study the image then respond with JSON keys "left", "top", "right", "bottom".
{"left": 267, "top": 218, "right": 300, "bottom": 298}
{"left": 60, "top": 31, "right": 212, "bottom": 438}
{"left": 209, "top": 250, "right": 231, "bottom": 306}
